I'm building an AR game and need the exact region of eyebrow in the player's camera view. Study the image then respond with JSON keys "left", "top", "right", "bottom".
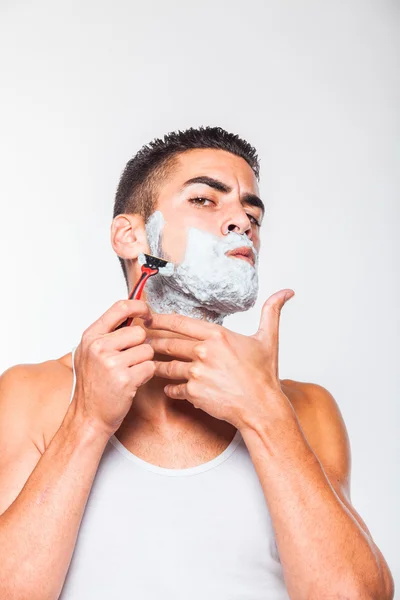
{"left": 182, "top": 176, "right": 265, "bottom": 215}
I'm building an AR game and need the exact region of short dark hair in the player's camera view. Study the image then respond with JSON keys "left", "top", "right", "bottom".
{"left": 112, "top": 126, "right": 260, "bottom": 287}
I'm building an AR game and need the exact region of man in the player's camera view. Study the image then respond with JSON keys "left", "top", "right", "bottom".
{"left": 0, "top": 127, "right": 394, "bottom": 599}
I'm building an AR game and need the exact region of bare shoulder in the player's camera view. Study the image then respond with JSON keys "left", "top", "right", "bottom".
{"left": 280, "top": 377, "right": 345, "bottom": 419}
{"left": 280, "top": 377, "right": 347, "bottom": 432}
{"left": 0, "top": 353, "right": 74, "bottom": 515}
{"left": 0, "top": 351, "right": 74, "bottom": 453}
{"left": 280, "top": 378, "right": 351, "bottom": 498}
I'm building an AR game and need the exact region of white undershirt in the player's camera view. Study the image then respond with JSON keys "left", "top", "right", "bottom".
{"left": 60, "top": 345, "right": 290, "bottom": 599}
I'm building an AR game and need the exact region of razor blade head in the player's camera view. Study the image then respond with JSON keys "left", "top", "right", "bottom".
{"left": 142, "top": 253, "right": 169, "bottom": 269}
{"left": 138, "top": 252, "right": 174, "bottom": 276}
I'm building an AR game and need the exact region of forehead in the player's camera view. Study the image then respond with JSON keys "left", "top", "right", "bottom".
{"left": 167, "top": 148, "right": 259, "bottom": 194}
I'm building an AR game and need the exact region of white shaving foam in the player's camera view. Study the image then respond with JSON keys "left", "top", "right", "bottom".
{"left": 144, "top": 211, "right": 259, "bottom": 324}
{"left": 138, "top": 253, "right": 147, "bottom": 266}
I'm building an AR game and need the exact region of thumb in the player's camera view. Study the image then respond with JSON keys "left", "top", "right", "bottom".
{"left": 255, "top": 289, "right": 295, "bottom": 345}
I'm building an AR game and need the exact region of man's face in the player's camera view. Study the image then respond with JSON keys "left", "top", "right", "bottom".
{"left": 153, "top": 148, "right": 263, "bottom": 265}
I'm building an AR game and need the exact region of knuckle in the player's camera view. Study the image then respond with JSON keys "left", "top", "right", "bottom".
{"left": 103, "top": 355, "right": 117, "bottom": 370}
{"left": 266, "top": 302, "right": 280, "bottom": 317}
{"left": 193, "top": 344, "right": 207, "bottom": 359}
{"left": 165, "top": 360, "right": 176, "bottom": 377}
{"left": 117, "top": 299, "right": 130, "bottom": 313}
{"left": 211, "top": 329, "right": 224, "bottom": 341}
{"left": 80, "top": 333, "right": 92, "bottom": 351}
{"left": 89, "top": 337, "right": 104, "bottom": 355}
{"left": 81, "top": 328, "right": 91, "bottom": 343}
{"left": 188, "top": 364, "right": 200, "bottom": 379}
{"left": 165, "top": 340, "right": 175, "bottom": 355}
{"left": 116, "top": 371, "right": 130, "bottom": 387}
{"left": 172, "top": 315, "right": 185, "bottom": 330}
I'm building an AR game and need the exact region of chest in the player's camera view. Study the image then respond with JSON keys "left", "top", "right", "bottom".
{"left": 113, "top": 426, "right": 238, "bottom": 469}
{"left": 60, "top": 440, "right": 290, "bottom": 600}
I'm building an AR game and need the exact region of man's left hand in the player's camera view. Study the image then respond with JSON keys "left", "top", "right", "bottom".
{"left": 145, "top": 288, "right": 295, "bottom": 431}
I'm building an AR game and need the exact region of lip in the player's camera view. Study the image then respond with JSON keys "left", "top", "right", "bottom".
{"left": 226, "top": 246, "right": 255, "bottom": 266}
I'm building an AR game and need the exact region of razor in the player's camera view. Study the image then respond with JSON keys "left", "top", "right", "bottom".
{"left": 115, "top": 253, "right": 174, "bottom": 329}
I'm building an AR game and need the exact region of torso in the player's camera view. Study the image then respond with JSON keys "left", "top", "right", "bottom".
{"left": 29, "top": 347, "right": 319, "bottom": 600}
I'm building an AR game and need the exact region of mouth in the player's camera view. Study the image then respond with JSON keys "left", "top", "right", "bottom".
{"left": 226, "top": 246, "right": 255, "bottom": 266}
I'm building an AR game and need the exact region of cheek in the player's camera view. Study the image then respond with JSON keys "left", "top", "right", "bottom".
{"left": 252, "top": 228, "right": 261, "bottom": 251}
{"left": 161, "top": 220, "right": 188, "bottom": 263}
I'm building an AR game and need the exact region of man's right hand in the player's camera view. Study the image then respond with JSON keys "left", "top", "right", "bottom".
{"left": 71, "top": 299, "right": 155, "bottom": 437}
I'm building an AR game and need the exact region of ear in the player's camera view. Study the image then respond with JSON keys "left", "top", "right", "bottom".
{"left": 110, "top": 214, "right": 150, "bottom": 263}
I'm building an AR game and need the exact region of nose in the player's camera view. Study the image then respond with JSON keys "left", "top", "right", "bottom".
{"left": 221, "top": 208, "right": 253, "bottom": 239}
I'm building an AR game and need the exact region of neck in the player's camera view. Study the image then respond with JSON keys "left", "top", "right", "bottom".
{"left": 126, "top": 372, "right": 198, "bottom": 428}
{"left": 120, "top": 353, "right": 234, "bottom": 441}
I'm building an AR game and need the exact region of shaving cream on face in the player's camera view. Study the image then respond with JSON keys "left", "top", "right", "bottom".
{"left": 144, "top": 210, "right": 259, "bottom": 324}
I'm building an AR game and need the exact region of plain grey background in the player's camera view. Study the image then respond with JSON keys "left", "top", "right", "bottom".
{"left": 1, "top": 0, "right": 399, "bottom": 592}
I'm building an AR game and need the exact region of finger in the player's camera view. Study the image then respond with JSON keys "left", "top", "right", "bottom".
{"left": 149, "top": 337, "right": 197, "bottom": 360}
{"left": 154, "top": 360, "right": 191, "bottom": 380}
{"left": 164, "top": 383, "right": 188, "bottom": 400}
{"left": 88, "top": 299, "right": 152, "bottom": 336}
{"left": 129, "top": 360, "right": 156, "bottom": 387}
{"left": 145, "top": 312, "right": 219, "bottom": 340}
{"left": 102, "top": 325, "right": 147, "bottom": 351}
{"left": 255, "top": 289, "right": 295, "bottom": 346}
{"left": 97, "top": 343, "right": 154, "bottom": 370}
{"left": 121, "top": 343, "right": 155, "bottom": 366}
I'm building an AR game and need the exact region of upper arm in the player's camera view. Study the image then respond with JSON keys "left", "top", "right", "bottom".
{"left": 0, "top": 365, "right": 43, "bottom": 516}
{"left": 287, "top": 381, "right": 354, "bottom": 503}
{"left": 283, "top": 379, "right": 395, "bottom": 598}
{"left": 285, "top": 380, "right": 373, "bottom": 532}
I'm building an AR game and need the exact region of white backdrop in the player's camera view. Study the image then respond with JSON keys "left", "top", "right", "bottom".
{"left": 1, "top": 0, "right": 399, "bottom": 591}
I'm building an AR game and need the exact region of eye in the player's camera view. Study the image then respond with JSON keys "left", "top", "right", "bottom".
{"left": 188, "top": 197, "right": 215, "bottom": 207}
{"left": 247, "top": 214, "right": 261, "bottom": 227}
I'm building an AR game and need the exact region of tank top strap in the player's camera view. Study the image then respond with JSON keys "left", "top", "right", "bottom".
{"left": 69, "top": 345, "right": 78, "bottom": 405}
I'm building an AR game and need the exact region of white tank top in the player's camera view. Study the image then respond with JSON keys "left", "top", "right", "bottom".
{"left": 60, "top": 345, "right": 290, "bottom": 599}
